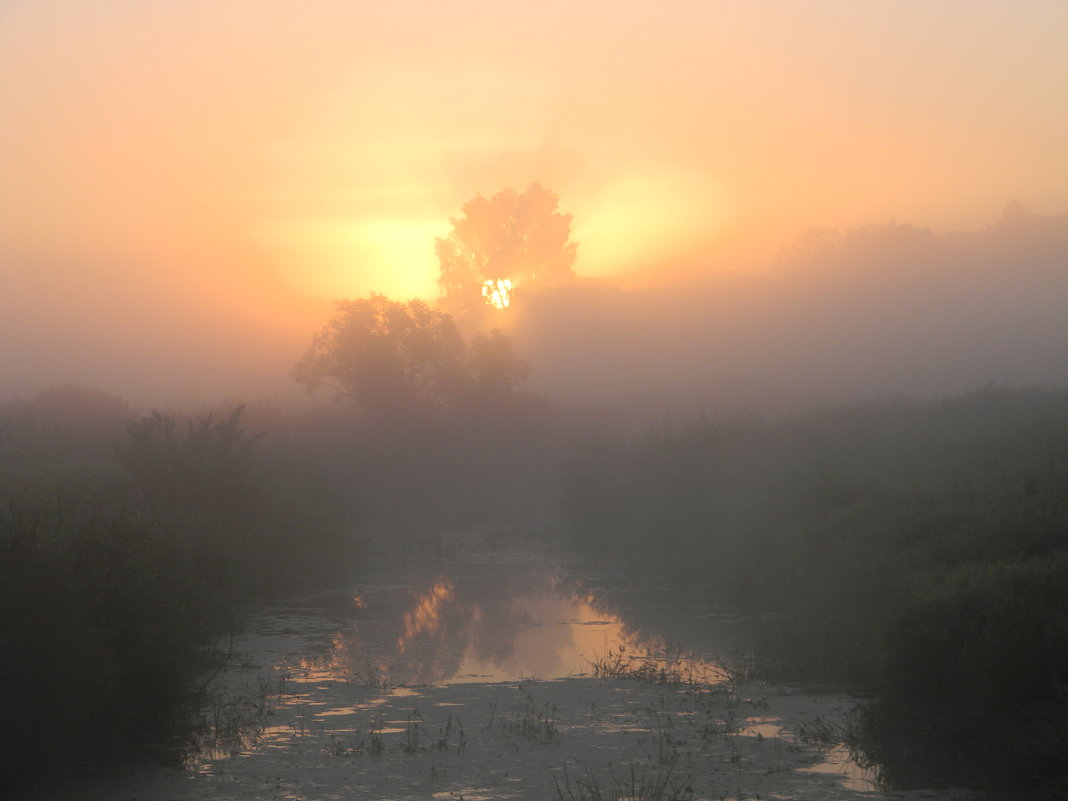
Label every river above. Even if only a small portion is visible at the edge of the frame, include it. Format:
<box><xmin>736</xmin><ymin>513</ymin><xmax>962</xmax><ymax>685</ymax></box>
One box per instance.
<box><xmin>56</xmin><ymin>529</ymin><xmax>972</xmax><ymax>800</ymax></box>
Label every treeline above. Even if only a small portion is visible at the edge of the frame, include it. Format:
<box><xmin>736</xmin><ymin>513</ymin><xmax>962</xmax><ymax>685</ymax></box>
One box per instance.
<box><xmin>562</xmin><ymin>385</ymin><xmax>1068</xmax><ymax>797</ymax></box>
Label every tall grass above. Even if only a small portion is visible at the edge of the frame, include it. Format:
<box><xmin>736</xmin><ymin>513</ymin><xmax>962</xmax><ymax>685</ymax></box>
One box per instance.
<box><xmin>0</xmin><ymin>390</ymin><xmax>353</xmax><ymax>788</ymax></box>
<box><xmin>0</xmin><ymin>382</ymin><xmax>562</xmax><ymax>789</ymax></box>
<box><xmin>0</xmin><ymin>500</ymin><xmax>225</xmax><ymax>776</ymax></box>
<box><xmin>562</xmin><ymin>385</ymin><xmax>1068</xmax><ymax>795</ymax></box>
<box><xmin>853</xmin><ymin>556</ymin><xmax>1068</xmax><ymax>796</ymax></box>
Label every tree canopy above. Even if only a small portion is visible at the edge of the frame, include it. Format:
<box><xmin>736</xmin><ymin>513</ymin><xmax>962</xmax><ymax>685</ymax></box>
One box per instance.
<box><xmin>436</xmin><ymin>183</ymin><xmax>577</xmax><ymax>313</ymax></box>
<box><xmin>293</xmin><ymin>294</ymin><xmax>528</xmax><ymax>418</ymax></box>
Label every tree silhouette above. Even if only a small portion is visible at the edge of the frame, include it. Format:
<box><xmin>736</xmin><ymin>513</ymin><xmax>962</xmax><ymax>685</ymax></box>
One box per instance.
<box><xmin>293</xmin><ymin>294</ymin><xmax>528</xmax><ymax>418</ymax></box>
<box><xmin>436</xmin><ymin>183</ymin><xmax>577</xmax><ymax>314</ymax></box>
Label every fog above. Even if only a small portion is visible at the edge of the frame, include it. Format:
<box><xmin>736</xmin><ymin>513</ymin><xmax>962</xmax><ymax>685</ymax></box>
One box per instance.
<box><xmin>7</xmin><ymin>5</ymin><xmax>1068</xmax><ymax>795</ymax></box>
<box><xmin>508</xmin><ymin>209</ymin><xmax>1068</xmax><ymax>415</ymax></box>
<box><xmin>3</xmin><ymin>1</ymin><xmax>1067</xmax><ymax>408</ymax></box>
<box><xmin>4</xmin><ymin>213</ymin><xmax>1065</xmax><ymax>412</ymax></box>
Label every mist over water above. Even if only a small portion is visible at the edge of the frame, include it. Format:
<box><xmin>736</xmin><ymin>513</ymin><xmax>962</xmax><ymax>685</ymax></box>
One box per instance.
<box><xmin>3</xmin><ymin>2</ymin><xmax>1068</xmax><ymax>797</ymax></box>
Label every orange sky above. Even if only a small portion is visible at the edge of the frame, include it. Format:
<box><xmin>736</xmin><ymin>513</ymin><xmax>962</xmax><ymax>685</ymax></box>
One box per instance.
<box><xmin>1</xmin><ymin>0</ymin><xmax>1066</xmax><ymax>403</ymax></box>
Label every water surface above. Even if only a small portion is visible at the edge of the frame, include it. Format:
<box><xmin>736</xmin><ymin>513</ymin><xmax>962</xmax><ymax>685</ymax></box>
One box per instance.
<box><xmin>57</xmin><ymin>534</ymin><xmax>974</xmax><ymax>800</ymax></box>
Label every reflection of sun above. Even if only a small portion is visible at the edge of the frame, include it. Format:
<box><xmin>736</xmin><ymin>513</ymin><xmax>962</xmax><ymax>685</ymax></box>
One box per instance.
<box><xmin>481</xmin><ymin>277</ymin><xmax>513</xmax><ymax>309</ymax></box>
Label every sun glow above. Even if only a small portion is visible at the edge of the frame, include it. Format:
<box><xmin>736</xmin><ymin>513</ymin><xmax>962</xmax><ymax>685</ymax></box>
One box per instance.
<box><xmin>482</xmin><ymin>278</ymin><xmax>513</xmax><ymax>309</ymax></box>
<box><xmin>572</xmin><ymin>171</ymin><xmax>729</xmax><ymax>278</ymax></box>
<box><xmin>256</xmin><ymin>218</ymin><xmax>448</xmax><ymax>302</ymax></box>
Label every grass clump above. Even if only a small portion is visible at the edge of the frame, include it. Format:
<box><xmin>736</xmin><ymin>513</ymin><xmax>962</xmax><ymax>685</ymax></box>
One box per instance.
<box><xmin>585</xmin><ymin>646</ymin><xmax>731</xmax><ymax>687</ymax></box>
<box><xmin>852</xmin><ymin>556</ymin><xmax>1068</xmax><ymax>797</ymax></box>
<box><xmin>553</xmin><ymin>761</ymin><xmax>693</xmax><ymax>801</ymax></box>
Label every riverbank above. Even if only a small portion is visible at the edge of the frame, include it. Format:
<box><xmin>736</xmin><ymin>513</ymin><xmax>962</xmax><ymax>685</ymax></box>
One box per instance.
<box><xmin>0</xmin><ymin>398</ymin><xmax>355</xmax><ymax>791</ymax></box>
<box><xmin>562</xmin><ymin>385</ymin><xmax>1068</xmax><ymax>797</ymax></box>
<box><xmin>5</xmin><ymin>384</ymin><xmax>1064</xmax><ymax>797</ymax></box>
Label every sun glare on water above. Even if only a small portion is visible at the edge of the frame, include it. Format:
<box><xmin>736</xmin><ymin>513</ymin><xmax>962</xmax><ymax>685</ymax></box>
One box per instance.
<box><xmin>482</xmin><ymin>278</ymin><xmax>513</xmax><ymax>309</ymax></box>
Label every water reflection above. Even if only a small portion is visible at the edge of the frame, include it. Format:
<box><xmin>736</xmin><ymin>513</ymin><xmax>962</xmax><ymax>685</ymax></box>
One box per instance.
<box><xmin>326</xmin><ymin>557</ymin><xmax>694</xmax><ymax>685</ymax></box>
<box><xmin>800</xmin><ymin>744</ymin><xmax>881</xmax><ymax>793</ymax></box>
<box><xmin>178</xmin><ymin>544</ymin><xmax>893</xmax><ymax>801</ymax></box>
<box><xmin>268</xmin><ymin>546</ymin><xmax>745</xmax><ymax>690</ymax></box>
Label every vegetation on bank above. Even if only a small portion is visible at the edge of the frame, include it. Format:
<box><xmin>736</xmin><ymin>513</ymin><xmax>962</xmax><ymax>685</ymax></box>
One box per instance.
<box><xmin>562</xmin><ymin>385</ymin><xmax>1068</xmax><ymax>797</ymax></box>
<box><xmin>0</xmin><ymin>371</ymin><xmax>555</xmax><ymax>789</ymax></box>
<box><xmin>5</xmin><ymin>377</ymin><xmax>1067</xmax><ymax>797</ymax></box>
<box><xmin>0</xmin><ymin>387</ymin><xmax>352</xmax><ymax>786</ymax></box>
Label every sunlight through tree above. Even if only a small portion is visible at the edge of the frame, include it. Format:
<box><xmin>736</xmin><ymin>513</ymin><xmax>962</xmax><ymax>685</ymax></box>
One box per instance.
<box><xmin>436</xmin><ymin>184</ymin><xmax>577</xmax><ymax>315</ymax></box>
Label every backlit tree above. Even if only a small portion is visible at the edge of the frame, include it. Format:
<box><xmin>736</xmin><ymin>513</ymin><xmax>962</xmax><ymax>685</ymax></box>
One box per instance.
<box><xmin>436</xmin><ymin>183</ymin><xmax>577</xmax><ymax>314</ymax></box>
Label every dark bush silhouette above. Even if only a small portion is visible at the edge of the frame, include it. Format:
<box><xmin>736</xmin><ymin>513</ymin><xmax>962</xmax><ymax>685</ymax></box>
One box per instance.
<box><xmin>856</xmin><ymin>557</ymin><xmax>1068</xmax><ymax>796</ymax></box>
<box><xmin>293</xmin><ymin>293</ymin><xmax>529</xmax><ymax>420</ymax></box>
<box><xmin>0</xmin><ymin>395</ymin><xmax>356</xmax><ymax>788</ymax></box>
<box><xmin>116</xmin><ymin>406</ymin><xmax>262</xmax><ymax>511</ymax></box>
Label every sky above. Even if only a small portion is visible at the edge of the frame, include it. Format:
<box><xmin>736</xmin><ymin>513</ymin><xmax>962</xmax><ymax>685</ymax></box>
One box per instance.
<box><xmin>1</xmin><ymin>0</ymin><xmax>1066</xmax><ymax>406</ymax></box>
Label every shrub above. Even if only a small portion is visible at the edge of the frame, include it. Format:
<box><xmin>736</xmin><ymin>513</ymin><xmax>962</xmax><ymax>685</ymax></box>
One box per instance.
<box><xmin>0</xmin><ymin>501</ymin><xmax>224</xmax><ymax>780</ymax></box>
<box><xmin>854</xmin><ymin>557</ymin><xmax>1068</xmax><ymax>796</ymax></box>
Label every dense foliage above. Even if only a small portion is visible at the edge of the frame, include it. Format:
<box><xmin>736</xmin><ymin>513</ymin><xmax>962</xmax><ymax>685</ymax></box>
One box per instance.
<box><xmin>293</xmin><ymin>294</ymin><xmax>529</xmax><ymax>419</ymax></box>
<box><xmin>562</xmin><ymin>386</ymin><xmax>1068</xmax><ymax>796</ymax></box>
<box><xmin>856</xmin><ymin>557</ymin><xmax>1068</xmax><ymax>795</ymax></box>
<box><xmin>0</xmin><ymin>389</ymin><xmax>350</xmax><ymax>787</ymax></box>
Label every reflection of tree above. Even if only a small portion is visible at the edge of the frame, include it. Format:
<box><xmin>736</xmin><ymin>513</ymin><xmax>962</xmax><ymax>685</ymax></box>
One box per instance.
<box><xmin>436</xmin><ymin>183</ymin><xmax>577</xmax><ymax>315</ymax></box>
<box><xmin>561</xmin><ymin>563</ymin><xmax>757</xmax><ymax>660</ymax></box>
<box><xmin>336</xmin><ymin>568</ymin><xmax>542</xmax><ymax>686</ymax></box>
<box><xmin>396</xmin><ymin>579</ymin><xmax>533</xmax><ymax>682</ymax></box>
<box><xmin>319</xmin><ymin>555</ymin><xmax>720</xmax><ymax>687</ymax></box>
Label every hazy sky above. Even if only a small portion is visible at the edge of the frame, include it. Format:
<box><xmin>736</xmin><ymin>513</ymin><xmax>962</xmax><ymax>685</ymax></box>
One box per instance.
<box><xmin>2</xmin><ymin>0</ymin><xmax>1066</xmax><ymax>404</ymax></box>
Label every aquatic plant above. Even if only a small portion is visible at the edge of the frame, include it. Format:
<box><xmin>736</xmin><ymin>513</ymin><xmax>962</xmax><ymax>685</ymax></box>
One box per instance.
<box><xmin>404</xmin><ymin>710</ymin><xmax>423</xmax><ymax>752</ymax></box>
<box><xmin>585</xmin><ymin>646</ymin><xmax>730</xmax><ymax>688</ymax></box>
<box><xmin>553</xmin><ymin>759</ymin><xmax>693</xmax><ymax>801</ymax></box>
<box><xmin>500</xmin><ymin>695</ymin><xmax>558</xmax><ymax>743</ymax></box>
